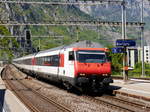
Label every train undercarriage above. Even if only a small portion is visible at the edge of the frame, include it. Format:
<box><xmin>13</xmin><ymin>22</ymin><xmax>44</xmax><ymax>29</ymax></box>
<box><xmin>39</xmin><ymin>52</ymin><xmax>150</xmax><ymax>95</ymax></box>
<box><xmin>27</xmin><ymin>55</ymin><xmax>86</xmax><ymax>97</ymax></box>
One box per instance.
<box><xmin>75</xmin><ymin>75</ymin><xmax>113</xmax><ymax>93</ymax></box>
<box><xmin>62</xmin><ymin>75</ymin><xmax>113</xmax><ymax>93</ymax></box>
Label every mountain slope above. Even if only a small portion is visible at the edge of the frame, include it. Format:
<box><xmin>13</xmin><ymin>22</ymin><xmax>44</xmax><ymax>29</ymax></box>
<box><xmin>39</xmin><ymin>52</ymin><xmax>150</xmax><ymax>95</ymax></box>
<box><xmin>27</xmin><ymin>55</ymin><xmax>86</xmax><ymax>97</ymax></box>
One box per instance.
<box><xmin>2</xmin><ymin>0</ymin><xmax>147</xmax><ymax>52</ymax></box>
<box><xmin>1</xmin><ymin>2</ymin><xmax>119</xmax><ymax>51</ymax></box>
<box><xmin>79</xmin><ymin>0</ymin><xmax>150</xmax><ymax>45</ymax></box>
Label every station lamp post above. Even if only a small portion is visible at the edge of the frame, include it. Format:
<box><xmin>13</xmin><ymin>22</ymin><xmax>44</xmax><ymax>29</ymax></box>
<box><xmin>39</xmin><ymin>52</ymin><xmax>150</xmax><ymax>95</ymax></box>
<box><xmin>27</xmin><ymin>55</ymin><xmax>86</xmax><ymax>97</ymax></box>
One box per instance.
<box><xmin>141</xmin><ymin>0</ymin><xmax>145</xmax><ymax>77</ymax></box>
<box><xmin>121</xmin><ymin>1</ymin><xmax>128</xmax><ymax>82</ymax></box>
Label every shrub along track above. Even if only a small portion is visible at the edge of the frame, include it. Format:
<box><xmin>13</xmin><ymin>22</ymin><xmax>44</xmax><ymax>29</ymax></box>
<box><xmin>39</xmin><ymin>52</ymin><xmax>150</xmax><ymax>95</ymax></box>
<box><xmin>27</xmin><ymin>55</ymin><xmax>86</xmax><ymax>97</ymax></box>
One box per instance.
<box><xmin>2</xmin><ymin>65</ymin><xmax>73</xmax><ymax>112</ymax></box>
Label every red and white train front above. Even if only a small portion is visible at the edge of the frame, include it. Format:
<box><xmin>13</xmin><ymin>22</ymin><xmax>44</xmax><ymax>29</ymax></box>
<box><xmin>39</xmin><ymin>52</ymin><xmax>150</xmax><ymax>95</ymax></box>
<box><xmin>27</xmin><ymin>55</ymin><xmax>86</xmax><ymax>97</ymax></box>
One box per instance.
<box><xmin>65</xmin><ymin>48</ymin><xmax>113</xmax><ymax>92</ymax></box>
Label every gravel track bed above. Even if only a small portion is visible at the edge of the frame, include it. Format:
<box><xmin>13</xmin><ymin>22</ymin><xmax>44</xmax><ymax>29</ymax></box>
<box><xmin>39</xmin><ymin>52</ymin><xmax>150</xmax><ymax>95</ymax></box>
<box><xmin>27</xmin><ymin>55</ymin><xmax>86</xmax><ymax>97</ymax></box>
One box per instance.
<box><xmin>5</xmin><ymin>66</ymin><xmax>67</xmax><ymax>112</ymax></box>
<box><xmin>116</xmin><ymin>95</ymin><xmax>150</xmax><ymax>107</ymax></box>
<box><xmin>95</xmin><ymin>96</ymin><xmax>150</xmax><ymax>112</ymax></box>
<box><xmin>6</xmin><ymin>65</ymin><xmax>150</xmax><ymax>112</ymax></box>
<box><xmin>10</xmin><ymin>66</ymin><xmax>112</xmax><ymax>112</ymax></box>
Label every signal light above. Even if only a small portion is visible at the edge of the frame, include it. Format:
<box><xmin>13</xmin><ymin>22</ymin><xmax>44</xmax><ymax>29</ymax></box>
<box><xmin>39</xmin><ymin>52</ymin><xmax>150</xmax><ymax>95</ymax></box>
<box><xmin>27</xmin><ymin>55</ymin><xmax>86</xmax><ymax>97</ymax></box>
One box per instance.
<box><xmin>26</xmin><ymin>30</ymin><xmax>31</xmax><ymax>40</ymax></box>
<box><xmin>25</xmin><ymin>30</ymin><xmax>31</xmax><ymax>45</ymax></box>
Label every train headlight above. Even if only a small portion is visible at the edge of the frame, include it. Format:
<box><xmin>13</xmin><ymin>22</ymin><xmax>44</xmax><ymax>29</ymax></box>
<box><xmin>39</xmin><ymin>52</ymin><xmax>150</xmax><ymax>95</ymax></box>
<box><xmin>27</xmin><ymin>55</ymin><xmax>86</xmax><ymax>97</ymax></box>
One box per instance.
<box><xmin>80</xmin><ymin>73</ymin><xmax>85</xmax><ymax>76</ymax></box>
<box><xmin>102</xmin><ymin>74</ymin><xmax>108</xmax><ymax>76</ymax></box>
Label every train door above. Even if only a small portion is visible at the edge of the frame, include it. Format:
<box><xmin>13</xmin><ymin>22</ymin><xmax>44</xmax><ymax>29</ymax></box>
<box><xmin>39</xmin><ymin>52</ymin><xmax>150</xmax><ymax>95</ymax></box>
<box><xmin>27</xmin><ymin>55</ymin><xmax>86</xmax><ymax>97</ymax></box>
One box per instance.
<box><xmin>64</xmin><ymin>49</ymin><xmax>75</xmax><ymax>79</ymax></box>
<box><xmin>31</xmin><ymin>54</ymin><xmax>37</xmax><ymax>76</ymax></box>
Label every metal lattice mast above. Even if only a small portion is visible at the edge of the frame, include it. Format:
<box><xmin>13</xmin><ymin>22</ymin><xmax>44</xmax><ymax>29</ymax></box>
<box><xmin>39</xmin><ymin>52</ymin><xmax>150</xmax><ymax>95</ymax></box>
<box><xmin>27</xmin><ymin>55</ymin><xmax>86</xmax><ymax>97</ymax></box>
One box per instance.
<box><xmin>141</xmin><ymin>0</ymin><xmax>145</xmax><ymax>77</ymax></box>
<box><xmin>121</xmin><ymin>1</ymin><xmax>127</xmax><ymax>82</ymax></box>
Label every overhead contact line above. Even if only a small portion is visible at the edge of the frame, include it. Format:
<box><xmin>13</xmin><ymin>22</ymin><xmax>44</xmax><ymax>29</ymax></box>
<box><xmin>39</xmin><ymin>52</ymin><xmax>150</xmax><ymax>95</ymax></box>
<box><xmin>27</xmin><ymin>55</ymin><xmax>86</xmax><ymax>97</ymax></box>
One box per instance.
<box><xmin>0</xmin><ymin>21</ymin><xmax>145</xmax><ymax>27</ymax></box>
<box><xmin>0</xmin><ymin>0</ymin><xmax>124</xmax><ymax>5</ymax></box>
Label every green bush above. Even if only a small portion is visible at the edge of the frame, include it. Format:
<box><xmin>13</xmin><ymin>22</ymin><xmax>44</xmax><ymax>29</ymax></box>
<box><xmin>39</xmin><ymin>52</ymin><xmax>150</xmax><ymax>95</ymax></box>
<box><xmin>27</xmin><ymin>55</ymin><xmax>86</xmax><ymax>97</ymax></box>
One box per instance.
<box><xmin>128</xmin><ymin>62</ymin><xmax>150</xmax><ymax>78</ymax></box>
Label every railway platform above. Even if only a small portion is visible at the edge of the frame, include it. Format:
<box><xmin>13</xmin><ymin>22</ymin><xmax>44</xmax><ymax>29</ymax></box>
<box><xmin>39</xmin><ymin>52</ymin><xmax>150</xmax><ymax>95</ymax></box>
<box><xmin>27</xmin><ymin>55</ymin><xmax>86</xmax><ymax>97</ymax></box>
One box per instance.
<box><xmin>0</xmin><ymin>67</ymin><xmax>30</xmax><ymax>112</ymax></box>
<box><xmin>110</xmin><ymin>79</ymin><xmax>150</xmax><ymax>102</ymax></box>
<box><xmin>1</xmin><ymin>65</ymin><xmax>150</xmax><ymax>111</ymax></box>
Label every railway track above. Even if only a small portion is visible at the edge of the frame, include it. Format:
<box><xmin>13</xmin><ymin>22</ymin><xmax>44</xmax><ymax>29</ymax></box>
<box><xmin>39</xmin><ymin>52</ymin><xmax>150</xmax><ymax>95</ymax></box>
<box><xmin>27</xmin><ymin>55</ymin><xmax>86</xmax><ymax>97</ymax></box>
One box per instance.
<box><xmin>83</xmin><ymin>96</ymin><xmax>133</xmax><ymax>112</ymax></box>
<box><xmin>96</xmin><ymin>95</ymin><xmax>150</xmax><ymax>112</ymax></box>
<box><xmin>82</xmin><ymin>95</ymin><xmax>150</xmax><ymax>112</ymax></box>
<box><xmin>2</xmin><ymin>65</ymin><xmax>150</xmax><ymax>112</ymax></box>
<box><xmin>3</xmin><ymin>65</ymin><xmax>72</xmax><ymax>112</ymax></box>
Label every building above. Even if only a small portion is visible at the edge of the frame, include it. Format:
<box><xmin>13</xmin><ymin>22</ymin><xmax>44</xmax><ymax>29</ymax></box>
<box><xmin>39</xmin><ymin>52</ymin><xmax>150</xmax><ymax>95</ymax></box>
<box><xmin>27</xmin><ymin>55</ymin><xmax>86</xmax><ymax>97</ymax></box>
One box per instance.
<box><xmin>127</xmin><ymin>48</ymin><xmax>138</xmax><ymax>68</ymax></box>
<box><xmin>144</xmin><ymin>46</ymin><xmax>150</xmax><ymax>63</ymax></box>
<box><xmin>126</xmin><ymin>46</ymin><xmax>150</xmax><ymax>68</ymax></box>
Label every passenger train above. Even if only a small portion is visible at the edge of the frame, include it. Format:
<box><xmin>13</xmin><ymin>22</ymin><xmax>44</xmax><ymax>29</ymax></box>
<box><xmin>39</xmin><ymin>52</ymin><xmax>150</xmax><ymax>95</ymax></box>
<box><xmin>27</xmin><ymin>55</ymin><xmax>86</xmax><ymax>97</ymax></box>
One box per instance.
<box><xmin>13</xmin><ymin>41</ymin><xmax>113</xmax><ymax>92</ymax></box>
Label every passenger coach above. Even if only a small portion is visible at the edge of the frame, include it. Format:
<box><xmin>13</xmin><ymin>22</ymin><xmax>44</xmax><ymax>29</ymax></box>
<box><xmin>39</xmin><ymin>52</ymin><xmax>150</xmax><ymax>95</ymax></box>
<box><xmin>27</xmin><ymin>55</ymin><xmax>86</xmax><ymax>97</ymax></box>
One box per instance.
<box><xmin>13</xmin><ymin>41</ymin><xmax>113</xmax><ymax>92</ymax></box>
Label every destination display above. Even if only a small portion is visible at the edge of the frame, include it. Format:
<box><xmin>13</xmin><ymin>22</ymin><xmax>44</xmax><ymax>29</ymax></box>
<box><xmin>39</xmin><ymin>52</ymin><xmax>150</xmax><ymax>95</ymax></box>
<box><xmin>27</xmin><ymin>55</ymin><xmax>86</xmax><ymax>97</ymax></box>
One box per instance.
<box><xmin>116</xmin><ymin>39</ymin><xmax>136</xmax><ymax>47</ymax></box>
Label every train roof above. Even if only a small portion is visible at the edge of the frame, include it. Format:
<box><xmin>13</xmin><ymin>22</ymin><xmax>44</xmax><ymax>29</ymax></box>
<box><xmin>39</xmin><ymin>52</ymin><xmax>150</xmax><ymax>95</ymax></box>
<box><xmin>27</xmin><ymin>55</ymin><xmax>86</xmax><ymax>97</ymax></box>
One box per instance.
<box><xmin>13</xmin><ymin>53</ymin><xmax>35</xmax><ymax>61</ymax></box>
<box><xmin>13</xmin><ymin>40</ymin><xmax>104</xmax><ymax>60</ymax></box>
<box><xmin>37</xmin><ymin>40</ymin><xmax>104</xmax><ymax>54</ymax></box>
<box><xmin>67</xmin><ymin>40</ymin><xmax>104</xmax><ymax>48</ymax></box>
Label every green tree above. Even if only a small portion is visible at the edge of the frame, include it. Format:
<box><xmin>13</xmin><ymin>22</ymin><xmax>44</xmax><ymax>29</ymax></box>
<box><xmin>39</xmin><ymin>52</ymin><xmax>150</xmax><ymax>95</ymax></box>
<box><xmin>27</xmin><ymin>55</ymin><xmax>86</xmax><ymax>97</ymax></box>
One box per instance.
<box><xmin>107</xmin><ymin>45</ymin><xmax>123</xmax><ymax>75</ymax></box>
<box><xmin>0</xmin><ymin>26</ymin><xmax>19</xmax><ymax>61</ymax></box>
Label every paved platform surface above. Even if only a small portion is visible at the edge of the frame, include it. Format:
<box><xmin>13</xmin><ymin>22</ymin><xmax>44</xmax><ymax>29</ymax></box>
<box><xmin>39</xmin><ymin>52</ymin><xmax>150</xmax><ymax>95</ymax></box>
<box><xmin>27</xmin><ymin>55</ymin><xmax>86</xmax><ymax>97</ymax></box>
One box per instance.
<box><xmin>111</xmin><ymin>79</ymin><xmax>150</xmax><ymax>101</ymax></box>
<box><xmin>0</xmin><ymin>67</ymin><xmax>30</xmax><ymax>112</ymax></box>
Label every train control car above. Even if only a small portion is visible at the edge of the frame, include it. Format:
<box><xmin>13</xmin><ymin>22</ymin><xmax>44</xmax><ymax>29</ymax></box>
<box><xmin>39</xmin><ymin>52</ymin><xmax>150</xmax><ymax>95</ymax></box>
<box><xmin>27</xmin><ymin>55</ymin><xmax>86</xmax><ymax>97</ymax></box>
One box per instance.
<box><xmin>13</xmin><ymin>40</ymin><xmax>113</xmax><ymax>92</ymax></box>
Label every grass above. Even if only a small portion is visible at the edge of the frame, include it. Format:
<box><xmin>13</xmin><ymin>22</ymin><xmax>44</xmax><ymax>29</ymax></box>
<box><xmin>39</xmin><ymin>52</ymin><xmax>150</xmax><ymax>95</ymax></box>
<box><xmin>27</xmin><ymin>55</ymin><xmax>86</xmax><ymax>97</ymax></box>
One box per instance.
<box><xmin>112</xmin><ymin>63</ymin><xmax>150</xmax><ymax>78</ymax></box>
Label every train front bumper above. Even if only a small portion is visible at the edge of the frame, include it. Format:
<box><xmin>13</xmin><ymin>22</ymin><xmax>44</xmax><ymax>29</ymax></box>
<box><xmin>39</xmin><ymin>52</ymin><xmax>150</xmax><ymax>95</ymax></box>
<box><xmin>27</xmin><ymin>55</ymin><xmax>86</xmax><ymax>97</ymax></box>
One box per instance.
<box><xmin>76</xmin><ymin>75</ymin><xmax>113</xmax><ymax>86</ymax></box>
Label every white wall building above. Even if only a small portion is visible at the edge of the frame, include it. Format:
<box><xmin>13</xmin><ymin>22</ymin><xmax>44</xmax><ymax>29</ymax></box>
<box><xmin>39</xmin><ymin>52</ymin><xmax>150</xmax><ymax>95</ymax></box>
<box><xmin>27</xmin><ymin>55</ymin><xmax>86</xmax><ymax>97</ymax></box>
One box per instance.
<box><xmin>126</xmin><ymin>46</ymin><xmax>150</xmax><ymax>68</ymax></box>
<box><xmin>127</xmin><ymin>48</ymin><xmax>138</xmax><ymax>68</ymax></box>
<box><xmin>143</xmin><ymin>46</ymin><xmax>150</xmax><ymax>63</ymax></box>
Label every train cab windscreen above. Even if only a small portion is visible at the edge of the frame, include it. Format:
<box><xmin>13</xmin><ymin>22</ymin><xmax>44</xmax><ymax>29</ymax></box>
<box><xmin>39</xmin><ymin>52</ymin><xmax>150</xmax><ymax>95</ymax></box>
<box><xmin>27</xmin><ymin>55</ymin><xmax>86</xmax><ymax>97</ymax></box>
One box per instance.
<box><xmin>76</xmin><ymin>50</ymin><xmax>107</xmax><ymax>63</ymax></box>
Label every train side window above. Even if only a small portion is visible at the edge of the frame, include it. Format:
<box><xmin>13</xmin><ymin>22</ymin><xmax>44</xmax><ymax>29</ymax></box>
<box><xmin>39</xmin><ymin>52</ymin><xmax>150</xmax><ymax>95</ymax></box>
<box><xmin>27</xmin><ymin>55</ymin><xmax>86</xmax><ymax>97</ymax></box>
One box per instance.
<box><xmin>44</xmin><ymin>56</ymin><xmax>51</xmax><ymax>66</ymax></box>
<box><xmin>39</xmin><ymin>58</ymin><xmax>41</xmax><ymax>65</ymax></box>
<box><xmin>69</xmin><ymin>51</ymin><xmax>74</xmax><ymax>61</ymax></box>
<box><xmin>41</xmin><ymin>57</ymin><xmax>45</xmax><ymax>65</ymax></box>
<box><xmin>39</xmin><ymin>57</ymin><xmax>41</xmax><ymax>65</ymax></box>
<box><xmin>37</xmin><ymin>57</ymin><xmax>42</xmax><ymax>65</ymax></box>
<box><xmin>51</xmin><ymin>55</ymin><xmax>59</xmax><ymax>66</ymax></box>
<box><xmin>36</xmin><ymin>58</ymin><xmax>39</xmax><ymax>65</ymax></box>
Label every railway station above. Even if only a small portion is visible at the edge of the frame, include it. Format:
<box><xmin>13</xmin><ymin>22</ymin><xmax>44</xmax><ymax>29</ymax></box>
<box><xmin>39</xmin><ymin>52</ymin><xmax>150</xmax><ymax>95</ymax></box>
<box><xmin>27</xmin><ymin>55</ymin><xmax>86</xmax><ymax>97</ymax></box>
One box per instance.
<box><xmin>1</xmin><ymin>0</ymin><xmax>150</xmax><ymax>111</ymax></box>
<box><xmin>111</xmin><ymin>79</ymin><xmax>150</xmax><ymax>101</ymax></box>
<box><xmin>0</xmin><ymin>63</ymin><xmax>150</xmax><ymax>111</ymax></box>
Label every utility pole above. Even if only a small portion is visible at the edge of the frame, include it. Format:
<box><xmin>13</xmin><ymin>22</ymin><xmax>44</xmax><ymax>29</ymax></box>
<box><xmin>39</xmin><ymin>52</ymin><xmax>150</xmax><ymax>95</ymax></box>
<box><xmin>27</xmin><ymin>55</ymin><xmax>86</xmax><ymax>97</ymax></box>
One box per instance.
<box><xmin>38</xmin><ymin>37</ymin><xmax>41</xmax><ymax>50</ymax></box>
<box><xmin>97</xmin><ymin>26</ymin><xmax>100</xmax><ymax>40</ymax></box>
<box><xmin>121</xmin><ymin>1</ymin><xmax>128</xmax><ymax>82</ymax></box>
<box><xmin>141</xmin><ymin>0</ymin><xmax>145</xmax><ymax>77</ymax></box>
<box><xmin>76</xmin><ymin>27</ymin><xmax>79</xmax><ymax>42</ymax></box>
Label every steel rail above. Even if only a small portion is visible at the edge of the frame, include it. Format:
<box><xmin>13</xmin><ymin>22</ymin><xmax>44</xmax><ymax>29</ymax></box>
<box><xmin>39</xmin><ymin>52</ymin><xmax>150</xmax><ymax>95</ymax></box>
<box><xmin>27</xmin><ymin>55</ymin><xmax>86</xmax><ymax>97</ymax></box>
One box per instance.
<box><xmin>82</xmin><ymin>95</ymin><xmax>134</xmax><ymax>112</ymax></box>
<box><xmin>4</xmin><ymin>66</ymin><xmax>73</xmax><ymax>112</ymax></box>
<box><xmin>21</xmin><ymin>81</ymin><xmax>73</xmax><ymax>112</ymax></box>
<box><xmin>21</xmin><ymin>83</ymin><xmax>73</xmax><ymax>112</ymax></box>
<box><xmin>84</xmin><ymin>95</ymin><xmax>150</xmax><ymax>111</ymax></box>
<box><xmin>3</xmin><ymin>66</ymin><xmax>40</xmax><ymax>112</ymax></box>
<box><xmin>96</xmin><ymin>95</ymin><xmax>150</xmax><ymax>111</ymax></box>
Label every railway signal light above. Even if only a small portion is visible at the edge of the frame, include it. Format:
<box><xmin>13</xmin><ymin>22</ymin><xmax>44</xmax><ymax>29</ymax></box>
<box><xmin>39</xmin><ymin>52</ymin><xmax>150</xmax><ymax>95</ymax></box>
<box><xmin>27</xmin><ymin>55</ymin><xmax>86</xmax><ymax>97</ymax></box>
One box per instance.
<box><xmin>36</xmin><ymin>47</ymin><xmax>40</xmax><ymax>52</ymax></box>
<box><xmin>26</xmin><ymin>30</ymin><xmax>31</xmax><ymax>43</ymax></box>
<box><xmin>25</xmin><ymin>30</ymin><xmax>32</xmax><ymax>47</ymax></box>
